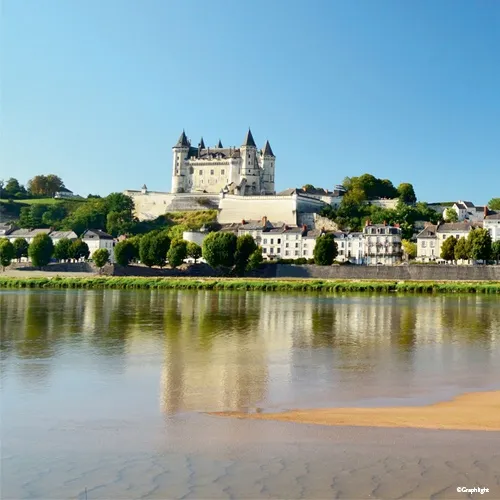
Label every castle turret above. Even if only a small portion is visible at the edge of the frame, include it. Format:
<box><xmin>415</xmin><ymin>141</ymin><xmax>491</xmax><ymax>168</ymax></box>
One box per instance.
<box><xmin>240</xmin><ymin>128</ymin><xmax>259</xmax><ymax>195</ymax></box>
<box><xmin>172</xmin><ymin>130</ymin><xmax>190</xmax><ymax>193</ymax></box>
<box><xmin>261</xmin><ymin>140</ymin><xmax>275</xmax><ymax>194</ymax></box>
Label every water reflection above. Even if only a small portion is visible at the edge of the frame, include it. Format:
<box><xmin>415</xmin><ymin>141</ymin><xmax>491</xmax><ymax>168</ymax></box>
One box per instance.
<box><xmin>1</xmin><ymin>290</ymin><xmax>499</xmax><ymax>411</ymax></box>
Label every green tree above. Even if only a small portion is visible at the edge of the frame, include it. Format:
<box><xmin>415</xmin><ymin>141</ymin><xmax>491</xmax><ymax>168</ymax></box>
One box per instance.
<box><xmin>186</xmin><ymin>241</ymin><xmax>202</xmax><ymax>263</ymax></box>
<box><xmin>444</xmin><ymin>208</ymin><xmax>458</xmax><ymax>222</ymax></box>
<box><xmin>234</xmin><ymin>234</ymin><xmax>258</xmax><ymax>275</ymax></box>
<box><xmin>53</xmin><ymin>238</ymin><xmax>73</xmax><ymax>261</ymax></box>
<box><xmin>70</xmin><ymin>239</ymin><xmax>90</xmax><ymax>261</ymax></box>
<box><xmin>397</xmin><ymin>183</ymin><xmax>417</xmax><ymax>204</ymax></box>
<box><xmin>0</xmin><ymin>238</ymin><xmax>15</xmax><ymax>269</ymax></box>
<box><xmin>41</xmin><ymin>205</ymin><xmax>67</xmax><ymax>227</ymax></box>
<box><xmin>247</xmin><ymin>247</ymin><xmax>264</xmax><ymax>271</ymax></box>
<box><xmin>488</xmin><ymin>198</ymin><xmax>500</xmax><ymax>211</ymax></box>
<box><xmin>139</xmin><ymin>231</ymin><xmax>171</xmax><ymax>267</ymax></box>
<box><xmin>402</xmin><ymin>240</ymin><xmax>417</xmax><ymax>260</ymax></box>
<box><xmin>13</xmin><ymin>238</ymin><xmax>29</xmax><ymax>261</ymax></box>
<box><xmin>491</xmin><ymin>241</ymin><xmax>500</xmax><ymax>263</ymax></box>
<box><xmin>114</xmin><ymin>239</ymin><xmax>137</xmax><ymax>266</ymax></box>
<box><xmin>93</xmin><ymin>248</ymin><xmax>109</xmax><ymax>272</ymax></box>
<box><xmin>64</xmin><ymin>199</ymin><xmax>107</xmax><ymax>235</ymax></box>
<box><xmin>28</xmin><ymin>233</ymin><xmax>54</xmax><ymax>268</ymax></box>
<box><xmin>467</xmin><ymin>228</ymin><xmax>492</xmax><ymax>262</ymax></box>
<box><xmin>202</xmin><ymin>232</ymin><xmax>238</xmax><ymax>269</ymax></box>
<box><xmin>313</xmin><ymin>233</ymin><xmax>338</xmax><ymax>265</ymax></box>
<box><xmin>440</xmin><ymin>236</ymin><xmax>457</xmax><ymax>261</ymax></box>
<box><xmin>167</xmin><ymin>240</ymin><xmax>188</xmax><ymax>268</ymax></box>
<box><xmin>454</xmin><ymin>237</ymin><xmax>468</xmax><ymax>261</ymax></box>
<box><xmin>106</xmin><ymin>210</ymin><xmax>134</xmax><ymax>237</ymax></box>
<box><xmin>3</xmin><ymin>178</ymin><xmax>27</xmax><ymax>198</ymax></box>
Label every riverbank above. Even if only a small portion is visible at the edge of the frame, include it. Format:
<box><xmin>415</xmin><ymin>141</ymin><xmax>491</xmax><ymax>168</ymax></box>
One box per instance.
<box><xmin>0</xmin><ymin>275</ymin><xmax>500</xmax><ymax>293</ymax></box>
<box><xmin>211</xmin><ymin>391</ymin><xmax>500</xmax><ymax>432</ymax></box>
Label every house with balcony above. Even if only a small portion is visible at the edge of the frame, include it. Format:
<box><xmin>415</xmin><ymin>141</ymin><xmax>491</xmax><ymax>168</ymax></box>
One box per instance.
<box><xmin>362</xmin><ymin>222</ymin><xmax>402</xmax><ymax>265</ymax></box>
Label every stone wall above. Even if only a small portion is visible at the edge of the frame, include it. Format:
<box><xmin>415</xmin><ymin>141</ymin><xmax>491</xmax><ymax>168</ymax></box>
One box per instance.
<box><xmin>272</xmin><ymin>264</ymin><xmax>500</xmax><ymax>281</ymax></box>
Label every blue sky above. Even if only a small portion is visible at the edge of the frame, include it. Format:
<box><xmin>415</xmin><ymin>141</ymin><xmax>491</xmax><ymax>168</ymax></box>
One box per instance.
<box><xmin>2</xmin><ymin>0</ymin><xmax>499</xmax><ymax>204</ymax></box>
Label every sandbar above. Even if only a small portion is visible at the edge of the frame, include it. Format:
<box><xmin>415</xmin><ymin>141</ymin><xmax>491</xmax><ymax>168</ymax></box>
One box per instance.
<box><xmin>210</xmin><ymin>391</ymin><xmax>500</xmax><ymax>431</ymax></box>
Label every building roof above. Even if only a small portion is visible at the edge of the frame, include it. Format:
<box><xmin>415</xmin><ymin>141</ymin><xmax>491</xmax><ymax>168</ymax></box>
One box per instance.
<box><xmin>416</xmin><ymin>225</ymin><xmax>438</xmax><ymax>238</ymax></box>
<box><xmin>437</xmin><ymin>222</ymin><xmax>476</xmax><ymax>232</ymax></box>
<box><xmin>485</xmin><ymin>212</ymin><xmax>500</xmax><ymax>220</ymax></box>
<box><xmin>217</xmin><ymin>139</ymin><xmax>223</xmax><ymax>148</ymax></box>
<box><xmin>9</xmin><ymin>228</ymin><xmax>52</xmax><ymax>238</ymax></box>
<box><xmin>262</xmin><ymin>140</ymin><xmax>275</xmax><ymax>157</ymax></box>
<box><xmin>241</xmin><ymin>128</ymin><xmax>256</xmax><ymax>148</ymax></box>
<box><xmin>0</xmin><ymin>223</ymin><xmax>17</xmax><ymax>234</ymax></box>
<box><xmin>174</xmin><ymin>130</ymin><xmax>190</xmax><ymax>148</ymax></box>
<box><xmin>49</xmin><ymin>230</ymin><xmax>78</xmax><ymax>239</ymax></box>
<box><xmin>198</xmin><ymin>137</ymin><xmax>205</xmax><ymax>149</ymax></box>
<box><xmin>82</xmin><ymin>229</ymin><xmax>114</xmax><ymax>240</ymax></box>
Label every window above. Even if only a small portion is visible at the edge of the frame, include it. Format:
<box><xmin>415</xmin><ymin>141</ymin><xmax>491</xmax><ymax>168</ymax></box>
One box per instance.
<box><xmin>270</xmin><ymin>239</ymin><xmax>274</xmax><ymax>244</ymax></box>
<box><xmin>277</xmin><ymin>248</ymin><xmax>281</xmax><ymax>253</ymax></box>
<box><xmin>294</xmin><ymin>250</ymin><xmax>299</xmax><ymax>256</ymax></box>
<box><xmin>304</xmin><ymin>243</ymin><xmax>307</xmax><ymax>248</ymax></box>
<box><xmin>285</xmin><ymin>243</ymin><xmax>289</xmax><ymax>248</ymax></box>
<box><xmin>285</xmin><ymin>250</ymin><xmax>289</xmax><ymax>256</ymax></box>
<box><xmin>199</xmin><ymin>170</ymin><xmax>202</xmax><ymax>175</ymax></box>
<box><xmin>263</xmin><ymin>238</ymin><xmax>267</xmax><ymax>244</ymax></box>
<box><xmin>263</xmin><ymin>248</ymin><xmax>267</xmax><ymax>253</ymax></box>
<box><xmin>277</xmin><ymin>238</ymin><xmax>281</xmax><ymax>244</ymax></box>
<box><xmin>295</xmin><ymin>243</ymin><xmax>299</xmax><ymax>248</ymax></box>
<box><xmin>221</xmin><ymin>169</ymin><xmax>225</xmax><ymax>175</ymax></box>
<box><xmin>422</xmin><ymin>241</ymin><xmax>427</xmax><ymax>248</ymax></box>
<box><xmin>303</xmin><ymin>250</ymin><xmax>307</xmax><ymax>255</ymax></box>
<box><xmin>210</xmin><ymin>170</ymin><xmax>214</xmax><ymax>175</ymax></box>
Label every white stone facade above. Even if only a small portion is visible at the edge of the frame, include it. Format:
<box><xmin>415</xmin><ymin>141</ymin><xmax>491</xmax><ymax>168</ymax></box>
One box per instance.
<box><xmin>362</xmin><ymin>224</ymin><xmax>403</xmax><ymax>265</ymax></box>
<box><xmin>82</xmin><ymin>230</ymin><xmax>115</xmax><ymax>262</ymax></box>
<box><xmin>444</xmin><ymin>201</ymin><xmax>487</xmax><ymax>222</ymax></box>
<box><xmin>484</xmin><ymin>212</ymin><xmax>500</xmax><ymax>242</ymax></box>
<box><xmin>171</xmin><ymin>130</ymin><xmax>275</xmax><ymax>196</ymax></box>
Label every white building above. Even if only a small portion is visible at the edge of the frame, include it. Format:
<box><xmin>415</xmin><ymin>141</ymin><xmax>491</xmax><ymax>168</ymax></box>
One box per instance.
<box><xmin>5</xmin><ymin>228</ymin><xmax>52</xmax><ymax>244</ymax></box>
<box><xmin>54</xmin><ymin>188</ymin><xmax>78</xmax><ymax>199</ymax></box>
<box><xmin>171</xmin><ymin>129</ymin><xmax>275</xmax><ymax>196</ymax></box>
<box><xmin>444</xmin><ymin>201</ymin><xmax>487</xmax><ymax>222</ymax></box>
<box><xmin>82</xmin><ymin>229</ymin><xmax>115</xmax><ymax>262</ymax></box>
<box><xmin>416</xmin><ymin>221</ymin><xmax>479</xmax><ymax>262</ymax></box>
<box><xmin>49</xmin><ymin>230</ymin><xmax>78</xmax><ymax>245</ymax></box>
<box><xmin>362</xmin><ymin>223</ymin><xmax>403</xmax><ymax>265</ymax></box>
<box><xmin>484</xmin><ymin>211</ymin><xmax>500</xmax><ymax>242</ymax></box>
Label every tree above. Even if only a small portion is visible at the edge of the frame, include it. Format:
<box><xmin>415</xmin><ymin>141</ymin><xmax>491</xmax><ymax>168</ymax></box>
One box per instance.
<box><xmin>71</xmin><ymin>239</ymin><xmax>90</xmax><ymax>261</ymax></box>
<box><xmin>3</xmin><ymin>178</ymin><xmax>27</xmax><ymax>198</ymax></box>
<box><xmin>64</xmin><ymin>200</ymin><xmax>107</xmax><ymax>235</ymax></box>
<box><xmin>492</xmin><ymin>241</ymin><xmax>500</xmax><ymax>263</ymax></box>
<box><xmin>454</xmin><ymin>237</ymin><xmax>468</xmax><ymax>261</ymax></box>
<box><xmin>28</xmin><ymin>233</ymin><xmax>54</xmax><ymax>268</ymax></box>
<box><xmin>202</xmin><ymin>232</ymin><xmax>238</xmax><ymax>269</ymax></box>
<box><xmin>13</xmin><ymin>238</ymin><xmax>29</xmax><ymax>261</ymax></box>
<box><xmin>114</xmin><ymin>239</ymin><xmax>137</xmax><ymax>266</ymax></box>
<box><xmin>27</xmin><ymin>174</ymin><xmax>65</xmax><ymax>197</ymax></box>
<box><xmin>467</xmin><ymin>228</ymin><xmax>492</xmax><ymax>262</ymax></box>
<box><xmin>234</xmin><ymin>234</ymin><xmax>257</xmax><ymax>275</ymax></box>
<box><xmin>53</xmin><ymin>238</ymin><xmax>73</xmax><ymax>261</ymax></box>
<box><xmin>247</xmin><ymin>247</ymin><xmax>263</xmax><ymax>271</ymax></box>
<box><xmin>186</xmin><ymin>242</ymin><xmax>202</xmax><ymax>263</ymax></box>
<box><xmin>139</xmin><ymin>231</ymin><xmax>170</xmax><ymax>267</ymax></box>
<box><xmin>397</xmin><ymin>183</ymin><xmax>417</xmax><ymax>204</ymax></box>
<box><xmin>313</xmin><ymin>233</ymin><xmax>338</xmax><ymax>265</ymax></box>
<box><xmin>440</xmin><ymin>236</ymin><xmax>457</xmax><ymax>261</ymax></box>
<box><xmin>444</xmin><ymin>208</ymin><xmax>458</xmax><ymax>222</ymax></box>
<box><xmin>488</xmin><ymin>198</ymin><xmax>500</xmax><ymax>211</ymax></box>
<box><xmin>41</xmin><ymin>205</ymin><xmax>67</xmax><ymax>227</ymax></box>
<box><xmin>0</xmin><ymin>238</ymin><xmax>15</xmax><ymax>269</ymax></box>
<box><xmin>93</xmin><ymin>248</ymin><xmax>109</xmax><ymax>273</ymax></box>
<box><xmin>402</xmin><ymin>240</ymin><xmax>417</xmax><ymax>260</ymax></box>
<box><xmin>167</xmin><ymin>240</ymin><xmax>188</xmax><ymax>268</ymax></box>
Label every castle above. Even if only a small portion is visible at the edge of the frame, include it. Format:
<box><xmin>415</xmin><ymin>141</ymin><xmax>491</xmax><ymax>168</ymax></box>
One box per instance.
<box><xmin>171</xmin><ymin>129</ymin><xmax>276</xmax><ymax>195</ymax></box>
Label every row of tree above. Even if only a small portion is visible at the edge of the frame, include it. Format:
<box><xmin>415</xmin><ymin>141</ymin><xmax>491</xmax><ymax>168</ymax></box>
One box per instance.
<box><xmin>0</xmin><ymin>235</ymin><xmax>97</xmax><ymax>269</ymax></box>
<box><xmin>0</xmin><ymin>175</ymin><xmax>67</xmax><ymax>199</ymax></box>
<box><xmin>440</xmin><ymin>228</ymin><xmax>500</xmax><ymax>262</ymax></box>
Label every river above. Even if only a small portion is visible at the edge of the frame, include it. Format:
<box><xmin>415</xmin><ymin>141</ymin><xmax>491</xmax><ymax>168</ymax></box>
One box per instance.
<box><xmin>1</xmin><ymin>290</ymin><xmax>499</xmax><ymax>499</ymax></box>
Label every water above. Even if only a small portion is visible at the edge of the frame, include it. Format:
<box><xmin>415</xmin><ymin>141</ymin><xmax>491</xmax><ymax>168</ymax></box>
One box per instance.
<box><xmin>1</xmin><ymin>289</ymin><xmax>499</xmax><ymax>499</ymax></box>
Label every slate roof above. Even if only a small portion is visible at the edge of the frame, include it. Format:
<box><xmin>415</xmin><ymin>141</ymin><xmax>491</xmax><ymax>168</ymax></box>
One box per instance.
<box><xmin>262</xmin><ymin>140</ymin><xmax>275</xmax><ymax>157</ymax></box>
<box><xmin>8</xmin><ymin>228</ymin><xmax>52</xmax><ymax>238</ymax></box>
<box><xmin>416</xmin><ymin>225</ymin><xmax>438</xmax><ymax>238</ymax></box>
<box><xmin>82</xmin><ymin>229</ymin><xmax>114</xmax><ymax>240</ymax></box>
<box><xmin>217</xmin><ymin>139</ymin><xmax>223</xmax><ymax>148</ymax></box>
<box><xmin>174</xmin><ymin>130</ymin><xmax>190</xmax><ymax>148</ymax></box>
<box><xmin>485</xmin><ymin>212</ymin><xmax>500</xmax><ymax>220</ymax></box>
<box><xmin>49</xmin><ymin>231</ymin><xmax>78</xmax><ymax>239</ymax></box>
<box><xmin>242</xmin><ymin>128</ymin><xmax>256</xmax><ymax>147</ymax></box>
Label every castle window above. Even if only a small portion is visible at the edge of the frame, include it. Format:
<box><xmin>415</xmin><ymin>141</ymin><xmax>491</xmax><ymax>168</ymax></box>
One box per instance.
<box><xmin>199</xmin><ymin>170</ymin><xmax>202</xmax><ymax>175</ymax></box>
<box><xmin>189</xmin><ymin>167</ymin><xmax>194</xmax><ymax>174</ymax></box>
<box><xmin>221</xmin><ymin>169</ymin><xmax>225</xmax><ymax>175</ymax></box>
<box><xmin>210</xmin><ymin>170</ymin><xmax>214</xmax><ymax>175</ymax></box>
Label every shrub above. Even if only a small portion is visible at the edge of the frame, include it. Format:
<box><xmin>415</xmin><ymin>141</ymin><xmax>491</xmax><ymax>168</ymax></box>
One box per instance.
<box><xmin>28</xmin><ymin>233</ymin><xmax>54</xmax><ymax>268</ymax></box>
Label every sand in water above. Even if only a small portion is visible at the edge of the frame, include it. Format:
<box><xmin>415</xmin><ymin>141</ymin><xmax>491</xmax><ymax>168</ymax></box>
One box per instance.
<box><xmin>211</xmin><ymin>391</ymin><xmax>500</xmax><ymax>431</ymax></box>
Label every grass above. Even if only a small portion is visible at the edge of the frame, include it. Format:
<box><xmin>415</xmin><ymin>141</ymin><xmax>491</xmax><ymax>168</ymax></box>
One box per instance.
<box><xmin>0</xmin><ymin>276</ymin><xmax>499</xmax><ymax>294</ymax></box>
<box><xmin>0</xmin><ymin>198</ymin><xmax>86</xmax><ymax>205</ymax></box>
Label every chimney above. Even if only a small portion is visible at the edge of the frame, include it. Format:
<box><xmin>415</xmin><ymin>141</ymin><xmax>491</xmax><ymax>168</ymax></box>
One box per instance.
<box><xmin>284</xmin><ymin>224</ymin><xmax>289</xmax><ymax>230</ymax></box>
<box><xmin>484</xmin><ymin>206</ymin><xmax>488</xmax><ymax>217</ymax></box>
<box><xmin>241</xmin><ymin>220</ymin><xmax>246</xmax><ymax>225</ymax></box>
<box><xmin>302</xmin><ymin>224</ymin><xmax>307</xmax><ymax>234</ymax></box>
<box><xmin>261</xmin><ymin>216</ymin><xmax>268</xmax><ymax>227</ymax></box>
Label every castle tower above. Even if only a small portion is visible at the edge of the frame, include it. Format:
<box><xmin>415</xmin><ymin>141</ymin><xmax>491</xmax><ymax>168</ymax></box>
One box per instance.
<box><xmin>261</xmin><ymin>140</ymin><xmax>275</xmax><ymax>194</ymax></box>
<box><xmin>240</xmin><ymin>128</ymin><xmax>260</xmax><ymax>195</ymax></box>
<box><xmin>172</xmin><ymin>130</ymin><xmax>190</xmax><ymax>193</ymax></box>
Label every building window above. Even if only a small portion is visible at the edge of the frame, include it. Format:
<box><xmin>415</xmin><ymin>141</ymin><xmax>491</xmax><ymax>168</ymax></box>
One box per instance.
<box><xmin>422</xmin><ymin>241</ymin><xmax>426</xmax><ymax>248</ymax></box>
<box><xmin>285</xmin><ymin>243</ymin><xmax>289</xmax><ymax>248</ymax></box>
<box><xmin>304</xmin><ymin>243</ymin><xmax>307</xmax><ymax>248</ymax></box>
<box><xmin>270</xmin><ymin>238</ymin><xmax>274</xmax><ymax>244</ymax></box>
<box><xmin>221</xmin><ymin>169</ymin><xmax>225</xmax><ymax>175</ymax></box>
<box><xmin>303</xmin><ymin>250</ymin><xmax>307</xmax><ymax>255</ymax></box>
<box><xmin>263</xmin><ymin>238</ymin><xmax>267</xmax><ymax>244</ymax></box>
<box><xmin>294</xmin><ymin>250</ymin><xmax>299</xmax><ymax>256</ymax></box>
<box><xmin>199</xmin><ymin>170</ymin><xmax>202</xmax><ymax>175</ymax></box>
<box><xmin>277</xmin><ymin>238</ymin><xmax>281</xmax><ymax>244</ymax></box>
<box><xmin>285</xmin><ymin>250</ymin><xmax>289</xmax><ymax>256</ymax></box>
<box><xmin>295</xmin><ymin>243</ymin><xmax>299</xmax><ymax>248</ymax></box>
<box><xmin>263</xmin><ymin>248</ymin><xmax>267</xmax><ymax>253</ymax></box>
<box><xmin>210</xmin><ymin>170</ymin><xmax>214</xmax><ymax>175</ymax></box>
<box><xmin>277</xmin><ymin>248</ymin><xmax>281</xmax><ymax>253</ymax></box>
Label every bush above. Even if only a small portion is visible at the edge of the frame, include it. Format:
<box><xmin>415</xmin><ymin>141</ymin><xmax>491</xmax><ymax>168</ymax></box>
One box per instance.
<box><xmin>140</xmin><ymin>231</ymin><xmax>171</xmax><ymax>267</ymax></box>
<box><xmin>71</xmin><ymin>239</ymin><xmax>90</xmax><ymax>261</ymax></box>
<box><xmin>167</xmin><ymin>240</ymin><xmax>188</xmax><ymax>268</ymax></box>
<box><xmin>234</xmin><ymin>235</ymin><xmax>257</xmax><ymax>275</ymax></box>
<box><xmin>313</xmin><ymin>234</ymin><xmax>338</xmax><ymax>265</ymax></box>
<box><xmin>54</xmin><ymin>238</ymin><xmax>73</xmax><ymax>261</ymax></box>
<box><xmin>186</xmin><ymin>242</ymin><xmax>202</xmax><ymax>263</ymax></box>
<box><xmin>93</xmin><ymin>248</ymin><xmax>109</xmax><ymax>271</ymax></box>
<box><xmin>28</xmin><ymin>233</ymin><xmax>54</xmax><ymax>268</ymax></box>
<box><xmin>114</xmin><ymin>239</ymin><xmax>137</xmax><ymax>266</ymax></box>
<box><xmin>13</xmin><ymin>238</ymin><xmax>29</xmax><ymax>261</ymax></box>
<box><xmin>0</xmin><ymin>238</ymin><xmax>15</xmax><ymax>268</ymax></box>
<box><xmin>202</xmin><ymin>232</ymin><xmax>237</xmax><ymax>269</ymax></box>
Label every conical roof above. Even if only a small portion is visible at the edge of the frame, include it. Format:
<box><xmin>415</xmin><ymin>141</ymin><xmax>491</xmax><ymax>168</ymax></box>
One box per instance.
<box><xmin>199</xmin><ymin>137</ymin><xmax>205</xmax><ymax>149</ymax></box>
<box><xmin>262</xmin><ymin>140</ymin><xmax>274</xmax><ymax>157</ymax></box>
<box><xmin>174</xmin><ymin>130</ymin><xmax>190</xmax><ymax>148</ymax></box>
<box><xmin>242</xmin><ymin>128</ymin><xmax>256</xmax><ymax>147</ymax></box>
<box><xmin>217</xmin><ymin>139</ymin><xmax>223</xmax><ymax>148</ymax></box>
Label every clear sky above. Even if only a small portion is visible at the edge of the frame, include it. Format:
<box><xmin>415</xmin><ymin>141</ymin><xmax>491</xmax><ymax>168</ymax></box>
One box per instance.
<box><xmin>2</xmin><ymin>0</ymin><xmax>499</xmax><ymax>204</ymax></box>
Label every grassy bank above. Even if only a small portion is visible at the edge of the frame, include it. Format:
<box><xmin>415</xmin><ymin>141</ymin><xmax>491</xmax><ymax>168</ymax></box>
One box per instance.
<box><xmin>0</xmin><ymin>276</ymin><xmax>499</xmax><ymax>294</ymax></box>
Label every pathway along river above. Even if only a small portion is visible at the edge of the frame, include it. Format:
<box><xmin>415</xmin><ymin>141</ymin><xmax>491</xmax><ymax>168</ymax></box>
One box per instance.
<box><xmin>1</xmin><ymin>289</ymin><xmax>499</xmax><ymax>499</ymax></box>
